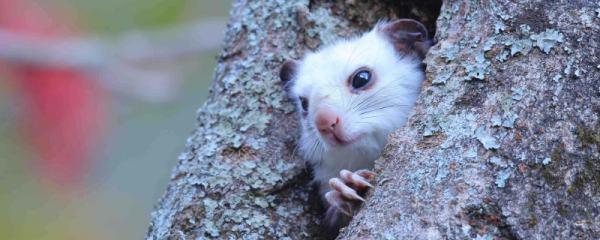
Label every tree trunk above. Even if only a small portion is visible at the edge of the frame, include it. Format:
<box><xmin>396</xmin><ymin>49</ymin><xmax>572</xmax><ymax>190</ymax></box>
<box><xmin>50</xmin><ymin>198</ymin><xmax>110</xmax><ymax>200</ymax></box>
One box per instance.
<box><xmin>339</xmin><ymin>1</ymin><xmax>599</xmax><ymax>239</ymax></box>
<box><xmin>147</xmin><ymin>0</ymin><xmax>599</xmax><ymax>239</ymax></box>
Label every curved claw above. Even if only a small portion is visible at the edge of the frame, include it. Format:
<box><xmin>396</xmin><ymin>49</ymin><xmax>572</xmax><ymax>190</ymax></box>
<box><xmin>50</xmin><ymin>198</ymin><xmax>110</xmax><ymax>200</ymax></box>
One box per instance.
<box><xmin>340</xmin><ymin>169</ymin><xmax>373</xmax><ymax>188</ymax></box>
<box><xmin>355</xmin><ymin>169</ymin><xmax>376</xmax><ymax>180</ymax></box>
<box><xmin>329</xmin><ymin>178</ymin><xmax>365</xmax><ymax>202</ymax></box>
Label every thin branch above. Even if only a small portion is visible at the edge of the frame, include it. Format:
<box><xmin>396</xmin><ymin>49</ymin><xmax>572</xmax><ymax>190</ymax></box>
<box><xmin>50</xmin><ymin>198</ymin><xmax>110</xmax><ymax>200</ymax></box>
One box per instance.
<box><xmin>0</xmin><ymin>19</ymin><xmax>227</xmax><ymax>102</ymax></box>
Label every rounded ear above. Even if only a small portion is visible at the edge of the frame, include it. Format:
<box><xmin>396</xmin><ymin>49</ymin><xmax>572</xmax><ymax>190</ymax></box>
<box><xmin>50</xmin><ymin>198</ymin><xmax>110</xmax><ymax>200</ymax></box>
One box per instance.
<box><xmin>279</xmin><ymin>60</ymin><xmax>299</xmax><ymax>83</ymax></box>
<box><xmin>378</xmin><ymin>19</ymin><xmax>431</xmax><ymax>59</ymax></box>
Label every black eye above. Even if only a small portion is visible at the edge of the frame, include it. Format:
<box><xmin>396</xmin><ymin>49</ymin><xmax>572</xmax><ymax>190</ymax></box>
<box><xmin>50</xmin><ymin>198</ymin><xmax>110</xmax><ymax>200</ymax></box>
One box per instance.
<box><xmin>351</xmin><ymin>69</ymin><xmax>372</xmax><ymax>89</ymax></box>
<box><xmin>299</xmin><ymin>97</ymin><xmax>309</xmax><ymax>112</ymax></box>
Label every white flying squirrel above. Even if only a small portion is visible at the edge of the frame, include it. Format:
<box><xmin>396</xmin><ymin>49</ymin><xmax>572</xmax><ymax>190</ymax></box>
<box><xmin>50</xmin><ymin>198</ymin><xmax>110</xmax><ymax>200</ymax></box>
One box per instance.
<box><xmin>280</xmin><ymin>19</ymin><xmax>431</xmax><ymax>231</ymax></box>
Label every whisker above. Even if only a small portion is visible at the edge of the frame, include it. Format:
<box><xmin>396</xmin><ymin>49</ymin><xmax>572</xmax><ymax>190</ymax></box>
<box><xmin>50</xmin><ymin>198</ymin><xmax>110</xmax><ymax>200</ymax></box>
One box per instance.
<box><xmin>359</xmin><ymin>114</ymin><xmax>384</xmax><ymax>119</ymax></box>
<box><xmin>352</xmin><ymin>82</ymin><xmax>405</xmax><ymax>111</ymax></box>
<box><xmin>359</xmin><ymin>104</ymin><xmax>409</xmax><ymax>115</ymax></box>
<box><xmin>356</xmin><ymin>96</ymin><xmax>405</xmax><ymax>113</ymax></box>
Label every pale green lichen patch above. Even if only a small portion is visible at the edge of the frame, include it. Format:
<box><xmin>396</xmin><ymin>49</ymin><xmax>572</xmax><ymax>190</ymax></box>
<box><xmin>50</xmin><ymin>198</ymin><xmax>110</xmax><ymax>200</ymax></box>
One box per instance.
<box><xmin>482</xmin><ymin>27</ymin><xmax>565</xmax><ymax>63</ymax></box>
<box><xmin>519</xmin><ymin>24</ymin><xmax>531</xmax><ymax>36</ymax></box>
<box><xmin>431</xmin><ymin>66</ymin><xmax>455</xmax><ymax>85</ymax></box>
<box><xmin>440</xmin><ymin>43</ymin><xmax>460</xmax><ymax>63</ymax></box>
<box><xmin>437</xmin><ymin>112</ymin><xmax>478</xmax><ymax>148</ymax></box>
<box><xmin>494</xmin><ymin>22</ymin><xmax>506</xmax><ymax>34</ymax></box>
<box><xmin>495</xmin><ymin>50</ymin><xmax>510</xmax><ymax>62</ymax></box>
<box><xmin>508</xmin><ymin>39</ymin><xmax>533</xmax><ymax>56</ymax></box>
<box><xmin>511</xmin><ymin>87</ymin><xmax>524</xmax><ymax>101</ymax></box>
<box><xmin>490</xmin><ymin>156</ymin><xmax>508</xmax><ymax>168</ymax></box>
<box><xmin>475</xmin><ymin>127</ymin><xmax>500</xmax><ymax>150</ymax></box>
<box><xmin>463</xmin><ymin>53</ymin><xmax>490</xmax><ymax>80</ymax></box>
<box><xmin>552</xmin><ymin>74</ymin><xmax>562</xmax><ymax>82</ymax></box>
<box><xmin>501</xmin><ymin>113</ymin><xmax>518</xmax><ymax>128</ymax></box>
<box><xmin>563</xmin><ymin>58</ymin><xmax>575</xmax><ymax>75</ymax></box>
<box><xmin>422</xmin><ymin>115</ymin><xmax>443</xmax><ymax>137</ymax></box>
<box><xmin>542</xmin><ymin>157</ymin><xmax>551</xmax><ymax>165</ymax></box>
<box><xmin>483</xmin><ymin>37</ymin><xmax>497</xmax><ymax>52</ymax></box>
<box><xmin>465</xmin><ymin>148</ymin><xmax>478</xmax><ymax>158</ymax></box>
<box><xmin>495</xmin><ymin>168</ymin><xmax>513</xmax><ymax>188</ymax></box>
<box><xmin>491</xmin><ymin>115</ymin><xmax>503</xmax><ymax>127</ymax></box>
<box><xmin>530</xmin><ymin>29</ymin><xmax>564</xmax><ymax>54</ymax></box>
<box><xmin>578</xmin><ymin>9</ymin><xmax>594</xmax><ymax>28</ymax></box>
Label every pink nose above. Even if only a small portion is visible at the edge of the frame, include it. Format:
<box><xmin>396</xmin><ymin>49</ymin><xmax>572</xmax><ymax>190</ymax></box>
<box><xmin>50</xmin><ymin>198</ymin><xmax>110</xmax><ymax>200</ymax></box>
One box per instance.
<box><xmin>315</xmin><ymin>108</ymin><xmax>340</xmax><ymax>134</ymax></box>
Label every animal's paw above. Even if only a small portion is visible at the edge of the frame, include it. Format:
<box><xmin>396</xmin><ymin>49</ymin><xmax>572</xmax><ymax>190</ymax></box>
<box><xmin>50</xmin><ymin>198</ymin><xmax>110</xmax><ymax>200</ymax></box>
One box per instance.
<box><xmin>324</xmin><ymin>169</ymin><xmax>375</xmax><ymax>216</ymax></box>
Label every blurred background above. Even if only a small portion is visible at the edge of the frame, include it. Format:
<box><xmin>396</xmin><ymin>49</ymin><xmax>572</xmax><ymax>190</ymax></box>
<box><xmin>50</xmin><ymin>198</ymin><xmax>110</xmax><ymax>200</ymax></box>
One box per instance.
<box><xmin>0</xmin><ymin>0</ymin><xmax>232</xmax><ymax>239</ymax></box>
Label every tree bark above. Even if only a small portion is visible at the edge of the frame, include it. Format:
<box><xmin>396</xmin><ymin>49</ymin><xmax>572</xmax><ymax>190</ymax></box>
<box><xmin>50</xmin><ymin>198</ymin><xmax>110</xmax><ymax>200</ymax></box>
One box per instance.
<box><xmin>339</xmin><ymin>1</ymin><xmax>599</xmax><ymax>239</ymax></box>
<box><xmin>147</xmin><ymin>0</ymin><xmax>599</xmax><ymax>239</ymax></box>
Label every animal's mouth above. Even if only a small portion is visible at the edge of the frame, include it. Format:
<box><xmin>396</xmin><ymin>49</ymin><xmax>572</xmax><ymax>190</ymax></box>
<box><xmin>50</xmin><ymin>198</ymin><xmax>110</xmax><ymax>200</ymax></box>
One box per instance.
<box><xmin>321</xmin><ymin>131</ymin><xmax>361</xmax><ymax>147</ymax></box>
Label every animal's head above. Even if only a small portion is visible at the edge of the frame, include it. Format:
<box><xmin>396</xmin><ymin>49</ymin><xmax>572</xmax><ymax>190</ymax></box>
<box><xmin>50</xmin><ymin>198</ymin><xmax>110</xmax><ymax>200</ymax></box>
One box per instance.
<box><xmin>280</xmin><ymin>19</ymin><xmax>430</xmax><ymax>160</ymax></box>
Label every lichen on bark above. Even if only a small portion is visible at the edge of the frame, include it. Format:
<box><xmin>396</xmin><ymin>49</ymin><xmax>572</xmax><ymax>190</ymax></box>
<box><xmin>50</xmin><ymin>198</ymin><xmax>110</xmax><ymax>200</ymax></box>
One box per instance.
<box><xmin>339</xmin><ymin>1</ymin><xmax>599</xmax><ymax>239</ymax></box>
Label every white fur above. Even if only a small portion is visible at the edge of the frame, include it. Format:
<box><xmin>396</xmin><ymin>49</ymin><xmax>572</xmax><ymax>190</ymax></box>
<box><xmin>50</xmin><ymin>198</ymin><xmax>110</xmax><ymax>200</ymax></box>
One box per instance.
<box><xmin>290</xmin><ymin>25</ymin><xmax>425</xmax><ymax>193</ymax></box>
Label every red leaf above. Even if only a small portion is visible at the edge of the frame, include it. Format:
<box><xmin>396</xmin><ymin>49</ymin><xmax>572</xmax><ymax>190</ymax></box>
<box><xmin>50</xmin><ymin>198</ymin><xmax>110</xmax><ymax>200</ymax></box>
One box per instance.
<box><xmin>0</xmin><ymin>0</ymin><xmax>108</xmax><ymax>186</ymax></box>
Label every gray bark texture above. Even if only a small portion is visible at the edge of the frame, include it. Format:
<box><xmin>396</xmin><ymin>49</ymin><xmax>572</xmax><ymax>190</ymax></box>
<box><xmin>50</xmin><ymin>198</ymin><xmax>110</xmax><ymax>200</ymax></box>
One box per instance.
<box><xmin>147</xmin><ymin>0</ymin><xmax>599</xmax><ymax>239</ymax></box>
